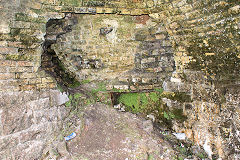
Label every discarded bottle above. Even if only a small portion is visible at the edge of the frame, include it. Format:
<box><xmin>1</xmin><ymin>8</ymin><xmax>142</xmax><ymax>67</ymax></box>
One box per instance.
<box><xmin>64</xmin><ymin>132</ymin><xmax>76</xmax><ymax>141</ymax></box>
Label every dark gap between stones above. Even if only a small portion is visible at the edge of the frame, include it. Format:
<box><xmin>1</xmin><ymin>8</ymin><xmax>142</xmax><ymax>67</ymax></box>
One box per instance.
<box><xmin>41</xmin><ymin>13</ymin><xmax>79</xmax><ymax>91</ymax></box>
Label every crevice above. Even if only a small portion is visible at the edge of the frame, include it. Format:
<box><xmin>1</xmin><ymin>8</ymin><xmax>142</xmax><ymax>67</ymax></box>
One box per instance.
<box><xmin>41</xmin><ymin>13</ymin><xmax>79</xmax><ymax>91</ymax></box>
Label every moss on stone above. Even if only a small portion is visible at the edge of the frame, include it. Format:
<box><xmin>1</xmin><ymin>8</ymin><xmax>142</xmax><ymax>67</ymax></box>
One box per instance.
<box><xmin>5</xmin><ymin>54</ymin><xmax>33</xmax><ymax>61</ymax></box>
<box><xmin>117</xmin><ymin>92</ymin><xmax>148</xmax><ymax>113</ymax></box>
<box><xmin>20</xmin><ymin>35</ymin><xmax>40</xmax><ymax>46</ymax></box>
<box><xmin>68</xmin><ymin>80</ymin><xmax>81</xmax><ymax>88</ymax></box>
<box><xmin>10</xmin><ymin>28</ymin><xmax>21</xmax><ymax>37</ymax></box>
<box><xmin>60</xmin><ymin>0</ymin><xmax>82</xmax><ymax>6</ymax></box>
<box><xmin>115</xmin><ymin>90</ymin><xmax>188</xmax><ymax>128</ymax></box>
<box><xmin>135</xmin><ymin>29</ymin><xmax>149</xmax><ymax>41</ymax></box>
<box><xmin>183</xmin><ymin>1</ymin><xmax>240</xmax><ymax>83</ymax></box>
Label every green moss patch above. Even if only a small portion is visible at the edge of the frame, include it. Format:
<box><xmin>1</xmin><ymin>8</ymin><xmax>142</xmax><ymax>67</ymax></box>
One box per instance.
<box><xmin>116</xmin><ymin>90</ymin><xmax>187</xmax><ymax>128</ymax></box>
<box><xmin>5</xmin><ymin>54</ymin><xmax>33</xmax><ymax>61</ymax></box>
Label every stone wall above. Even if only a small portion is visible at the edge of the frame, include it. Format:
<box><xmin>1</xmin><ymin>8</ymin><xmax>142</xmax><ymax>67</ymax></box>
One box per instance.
<box><xmin>149</xmin><ymin>0</ymin><xmax>240</xmax><ymax>159</ymax></box>
<box><xmin>0</xmin><ymin>89</ymin><xmax>69</xmax><ymax>159</ymax></box>
<box><xmin>0</xmin><ymin>0</ymin><xmax>239</xmax><ymax>159</ymax></box>
<box><xmin>0</xmin><ymin>0</ymin><xmax>162</xmax><ymax>159</ymax></box>
<box><xmin>52</xmin><ymin>14</ymin><xmax>175</xmax><ymax>90</ymax></box>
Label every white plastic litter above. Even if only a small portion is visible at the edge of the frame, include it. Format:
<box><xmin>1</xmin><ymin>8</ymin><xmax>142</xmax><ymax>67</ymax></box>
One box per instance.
<box><xmin>172</xmin><ymin>133</ymin><xmax>186</xmax><ymax>140</ymax></box>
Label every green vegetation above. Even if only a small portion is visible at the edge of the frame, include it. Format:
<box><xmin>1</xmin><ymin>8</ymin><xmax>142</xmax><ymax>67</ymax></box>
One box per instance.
<box><xmin>15</xmin><ymin>12</ymin><xmax>46</xmax><ymax>23</ymax></box>
<box><xmin>91</xmin><ymin>82</ymin><xmax>107</xmax><ymax>94</ymax></box>
<box><xmin>116</xmin><ymin>90</ymin><xmax>188</xmax><ymax>127</ymax></box>
<box><xmin>20</xmin><ymin>35</ymin><xmax>40</xmax><ymax>46</ymax></box>
<box><xmin>57</xmin><ymin>84</ymin><xmax>64</xmax><ymax>93</ymax></box>
<box><xmin>59</xmin><ymin>0</ymin><xmax>82</xmax><ymax>6</ymax></box>
<box><xmin>118</xmin><ymin>92</ymin><xmax>148</xmax><ymax>113</ymax></box>
<box><xmin>10</xmin><ymin>28</ymin><xmax>21</xmax><ymax>37</ymax></box>
<box><xmin>111</xmin><ymin>87</ymin><xmax>129</xmax><ymax>92</ymax></box>
<box><xmin>147</xmin><ymin>154</ymin><xmax>154</xmax><ymax>160</ymax></box>
<box><xmin>68</xmin><ymin>80</ymin><xmax>81</xmax><ymax>88</ymax></box>
<box><xmin>88</xmin><ymin>82</ymin><xmax>112</xmax><ymax>105</ymax></box>
<box><xmin>54</xmin><ymin>60</ymin><xmax>81</xmax><ymax>89</ymax></box>
<box><xmin>5</xmin><ymin>54</ymin><xmax>33</xmax><ymax>61</ymax></box>
<box><xmin>163</xmin><ymin>111</ymin><xmax>175</xmax><ymax>120</ymax></box>
<box><xmin>197</xmin><ymin>153</ymin><xmax>207</xmax><ymax>159</ymax></box>
<box><xmin>184</xmin><ymin>1</ymin><xmax>240</xmax><ymax>83</ymax></box>
<box><xmin>149</xmin><ymin>92</ymin><xmax>159</xmax><ymax>102</ymax></box>
<box><xmin>154</xmin><ymin>88</ymin><xmax>164</xmax><ymax>93</ymax></box>
<box><xmin>65</xmin><ymin>93</ymin><xmax>84</xmax><ymax>108</ymax></box>
<box><xmin>80</xmin><ymin>79</ymin><xmax>91</xmax><ymax>84</ymax></box>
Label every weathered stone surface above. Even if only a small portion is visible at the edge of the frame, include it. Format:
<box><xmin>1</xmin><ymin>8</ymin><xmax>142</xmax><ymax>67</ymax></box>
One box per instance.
<box><xmin>0</xmin><ymin>0</ymin><xmax>239</xmax><ymax>159</ymax></box>
<box><xmin>51</xmin><ymin>14</ymin><xmax>175</xmax><ymax>88</ymax></box>
<box><xmin>66</xmin><ymin>103</ymin><xmax>175</xmax><ymax>160</ymax></box>
<box><xmin>0</xmin><ymin>89</ymin><xmax>69</xmax><ymax>159</ymax></box>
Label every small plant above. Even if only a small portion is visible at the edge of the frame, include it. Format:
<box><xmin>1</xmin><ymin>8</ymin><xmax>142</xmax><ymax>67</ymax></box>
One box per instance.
<box><xmin>154</xmin><ymin>88</ymin><xmax>164</xmax><ymax>94</ymax></box>
<box><xmin>80</xmin><ymin>79</ymin><xmax>91</xmax><ymax>84</ymax></box>
<box><xmin>57</xmin><ymin>84</ymin><xmax>64</xmax><ymax>93</ymax></box>
<box><xmin>65</xmin><ymin>93</ymin><xmax>83</xmax><ymax>108</ymax></box>
<box><xmin>68</xmin><ymin>80</ymin><xmax>81</xmax><ymax>88</ymax></box>
<box><xmin>197</xmin><ymin>153</ymin><xmax>207</xmax><ymax>159</ymax></box>
<box><xmin>163</xmin><ymin>111</ymin><xmax>175</xmax><ymax>120</ymax></box>
<box><xmin>149</xmin><ymin>92</ymin><xmax>159</xmax><ymax>102</ymax></box>
<box><xmin>147</xmin><ymin>154</ymin><xmax>153</xmax><ymax>160</ymax></box>
<box><xmin>91</xmin><ymin>82</ymin><xmax>107</xmax><ymax>94</ymax></box>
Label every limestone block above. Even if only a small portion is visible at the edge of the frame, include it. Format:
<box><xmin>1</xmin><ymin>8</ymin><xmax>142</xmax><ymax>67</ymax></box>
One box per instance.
<box><xmin>48</xmin><ymin>83</ymin><xmax>56</xmax><ymax>89</ymax></box>
<box><xmin>154</xmin><ymin>67</ymin><xmax>163</xmax><ymax>72</ymax></box>
<box><xmin>130</xmin><ymin>85</ymin><xmax>137</xmax><ymax>90</ymax></box>
<box><xmin>0</xmin><ymin>66</ymin><xmax>7</xmax><ymax>73</ymax></box>
<box><xmin>20</xmin><ymin>73</ymin><xmax>36</xmax><ymax>79</ymax></box>
<box><xmin>74</xmin><ymin>7</ymin><xmax>88</xmax><ymax>13</ymax></box>
<box><xmin>0</xmin><ymin>47</ymin><xmax>18</xmax><ymax>54</ymax></box>
<box><xmin>149</xmin><ymin>13</ymin><xmax>160</xmax><ymax>19</ymax></box>
<box><xmin>9</xmin><ymin>66</ymin><xmax>33</xmax><ymax>73</ymax></box>
<box><xmin>161</xmin><ymin>40</ymin><xmax>172</xmax><ymax>46</ymax></box>
<box><xmin>41</xmin><ymin>77</ymin><xmax>54</xmax><ymax>83</ymax></box>
<box><xmin>31</xmin><ymin>2</ymin><xmax>42</xmax><ymax>9</ymax></box>
<box><xmin>50</xmin><ymin>90</ymin><xmax>69</xmax><ymax>106</ymax></box>
<box><xmin>229</xmin><ymin>5</ymin><xmax>240</xmax><ymax>14</ymax></box>
<box><xmin>11</xmin><ymin>21</ymin><xmax>31</xmax><ymax>29</ymax></box>
<box><xmin>138</xmin><ymin>85</ymin><xmax>153</xmax><ymax>90</ymax></box>
<box><xmin>132</xmin><ymin>77</ymin><xmax>141</xmax><ymax>83</ymax></box>
<box><xmin>37</xmin><ymin>83</ymin><xmax>47</xmax><ymax>90</ymax></box>
<box><xmin>131</xmin><ymin>9</ymin><xmax>147</xmax><ymax>15</ymax></box>
<box><xmin>155</xmin><ymin>34</ymin><xmax>166</xmax><ymax>40</ymax></box>
<box><xmin>142</xmin><ymin>77</ymin><xmax>152</xmax><ymax>83</ymax></box>
<box><xmin>120</xmin><ymin>9</ymin><xmax>131</xmax><ymax>15</ymax></box>
<box><xmin>0</xmin><ymin>22</ymin><xmax>10</xmax><ymax>33</ymax></box>
<box><xmin>21</xmin><ymin>84</ymin><xmax>36</xmax><ymax>91</ymax></box>
<box><xmin>0</xmin><ymin>60</ymin><xmax>17</xmax><ymax>66</ymax></box>
<box><xmin>170</xmin><ymin>77</ymin><xmax>181</xmax><ymax>83</ymax></box>
<box><xmin>113</xmin><ymin>85</ymin><xmax>129</xmax><ymax>90</ymax></box>
<box><xmin>118</xmin><ymin>76</ymin><xmax>129</xmax><ymax>82</ymax></box>
<box><xmin>0</xmin><ymin>41</ymin><xmax>7</xmax><ymax>47</ymax></box>
<box><xmin>163</xmin><ymin>81</ymin><xmax>179</xmax><ymax>92</ymax></box>
<box><xmin>152</xmin><ymin>49</ymin><xmax>159</xmax><ymax>55</ymax></box>
<box><xmin>7</xmin><ymin>41</ymin><xmax>25</xmax><ymax>48</ymax></box>
<box><xmin>0</xmin><ymin>73</ymin><xmax>15</xmax><ymax>80</ymax></box>
<box><xmin>141</xmin><ymin>57</ymin><xmax>155</xmax><ymax>64</ymax></box>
